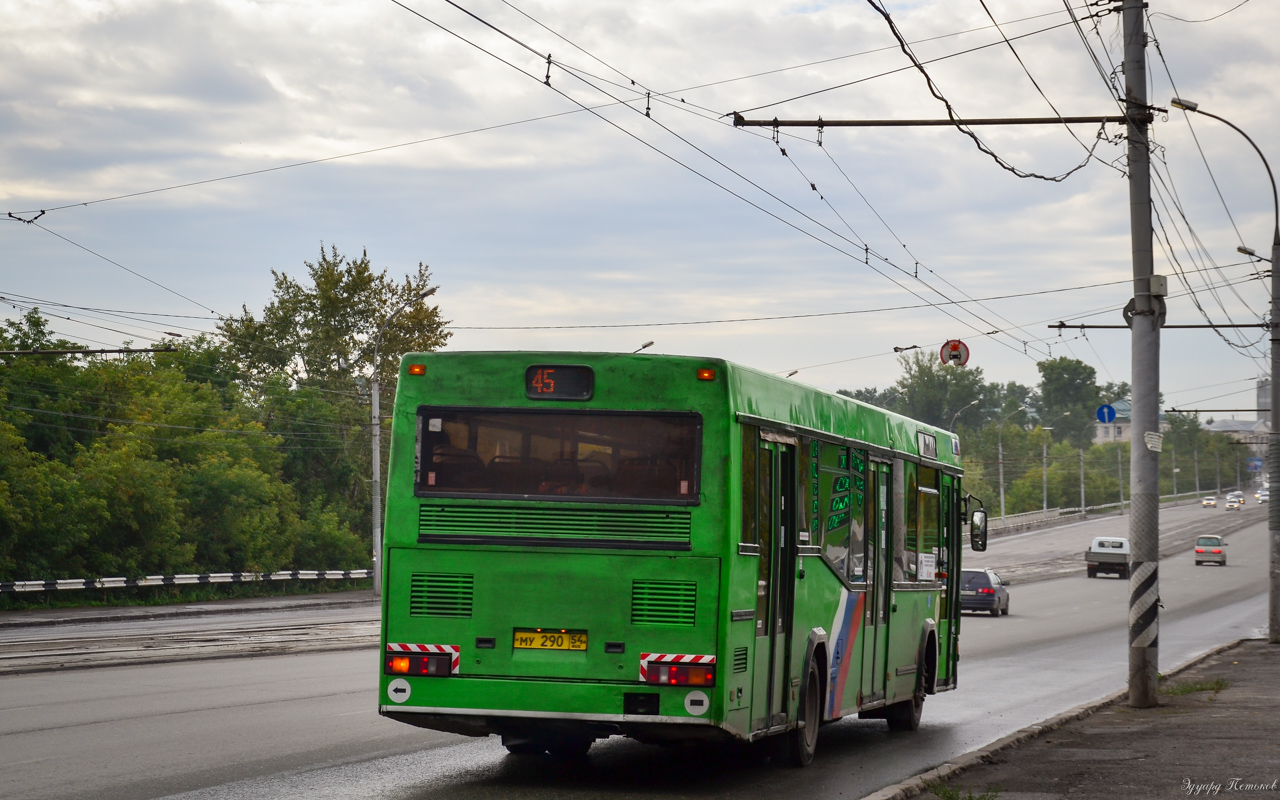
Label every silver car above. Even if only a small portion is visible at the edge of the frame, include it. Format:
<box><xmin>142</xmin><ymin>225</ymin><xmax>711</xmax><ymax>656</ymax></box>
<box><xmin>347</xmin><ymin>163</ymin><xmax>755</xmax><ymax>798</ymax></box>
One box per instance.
<box><xmin>1194</xmin><ymin>535</ymin><xmax>1227</xmax><ymax>566</ymax></box>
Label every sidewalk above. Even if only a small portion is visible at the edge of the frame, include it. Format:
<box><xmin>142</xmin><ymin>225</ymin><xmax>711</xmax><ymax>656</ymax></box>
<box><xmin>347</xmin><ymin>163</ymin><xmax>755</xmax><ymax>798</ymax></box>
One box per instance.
<box><xmin>872</xmin><ymin>638</ymin><xmax>1280</xmax><ymax>799</ymax></box>
<box><xmin>0</xmin><ymin>588</ymin><xmax>378</xmax><ymax>629</ymax></box>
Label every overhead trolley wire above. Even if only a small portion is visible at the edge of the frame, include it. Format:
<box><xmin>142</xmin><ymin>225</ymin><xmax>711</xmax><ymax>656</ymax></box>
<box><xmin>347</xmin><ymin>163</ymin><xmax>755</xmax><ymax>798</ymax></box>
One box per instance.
<box><xmin>397</xmin><ymin>0</ymin><xmax>1049</xmax><ymax>365</ymax></box>
<box><xmin>855</xmin><ymin>0</ymin><xmax>1101</xmax><ymax>183</ymax></box>
<box><xmin>459</xmin><ymin>2</ymin><xmax>1087</xmax><ymax>361</ymax></box>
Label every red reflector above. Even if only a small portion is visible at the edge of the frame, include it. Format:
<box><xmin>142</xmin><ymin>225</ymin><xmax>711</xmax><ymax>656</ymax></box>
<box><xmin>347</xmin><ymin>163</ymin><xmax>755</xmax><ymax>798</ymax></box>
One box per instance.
<box><xmin>696</xmin><ymin>368</ymin><xmax>716</xmax><ymax>381</ymax></box>
<box><xmin>408</xmin><ymin>364</ymin><xmax>426</xmax><ymax>375</ymax></box>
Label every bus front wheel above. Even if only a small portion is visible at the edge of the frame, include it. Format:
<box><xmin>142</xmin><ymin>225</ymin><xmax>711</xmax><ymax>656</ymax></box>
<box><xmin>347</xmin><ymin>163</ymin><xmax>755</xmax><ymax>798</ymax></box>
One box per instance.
<box><xmin>784</xmin><ymin>663</ymin><xmax>821</xmax><ymax>767</ymax></box>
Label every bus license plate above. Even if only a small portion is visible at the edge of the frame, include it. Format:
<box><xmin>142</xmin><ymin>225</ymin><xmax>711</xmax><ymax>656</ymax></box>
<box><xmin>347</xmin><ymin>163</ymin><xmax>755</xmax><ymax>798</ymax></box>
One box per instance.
<box><xmin>513</xmin><ymin>630</ymin><xmax>588</xmax><ymax>651</ymax></box>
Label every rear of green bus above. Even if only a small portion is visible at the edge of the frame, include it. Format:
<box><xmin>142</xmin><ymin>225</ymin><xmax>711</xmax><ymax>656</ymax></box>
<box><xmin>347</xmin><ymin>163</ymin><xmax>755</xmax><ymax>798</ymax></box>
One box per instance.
<box><xmin>379</xmin><ymin>352</ymin><xmax>732</xmax><ymax>753</ymax></box>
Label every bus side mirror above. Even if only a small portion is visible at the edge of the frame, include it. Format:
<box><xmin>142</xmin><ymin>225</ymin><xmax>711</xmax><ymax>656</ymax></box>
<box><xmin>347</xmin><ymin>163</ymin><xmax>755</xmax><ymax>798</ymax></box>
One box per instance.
<box><xmin>970</xmin><ymin>509</ymin><xmax>988</xmax><ymax>552</ymax></box>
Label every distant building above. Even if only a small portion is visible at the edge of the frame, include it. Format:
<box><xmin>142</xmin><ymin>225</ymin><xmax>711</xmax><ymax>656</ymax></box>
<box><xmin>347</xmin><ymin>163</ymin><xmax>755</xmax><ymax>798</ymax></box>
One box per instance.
<box><xmin>1091</xmin><ymin>398</ymin><xmax>1171</xmax><ymax>445</ymax></box>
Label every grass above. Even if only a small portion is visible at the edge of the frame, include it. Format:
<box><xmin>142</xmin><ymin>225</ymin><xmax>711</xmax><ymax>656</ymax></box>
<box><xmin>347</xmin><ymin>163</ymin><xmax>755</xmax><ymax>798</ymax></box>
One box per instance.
<box><xmin>1159</xmin><ymin>677</ymin><xmax>1231</xmax><ymax>696</ymax></box>
<box><xmin>924</xmin><ymin>779</ymin><xmax>1002</xmax><ymax>800</ymax></box>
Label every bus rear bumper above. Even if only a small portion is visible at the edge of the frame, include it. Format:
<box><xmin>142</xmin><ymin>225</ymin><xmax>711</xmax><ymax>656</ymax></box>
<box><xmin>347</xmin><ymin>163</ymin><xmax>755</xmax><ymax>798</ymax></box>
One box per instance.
<box><xmin>381</xmin><ymin>704</ymin><xmax>725</xmax><ymax>743</ymax></box>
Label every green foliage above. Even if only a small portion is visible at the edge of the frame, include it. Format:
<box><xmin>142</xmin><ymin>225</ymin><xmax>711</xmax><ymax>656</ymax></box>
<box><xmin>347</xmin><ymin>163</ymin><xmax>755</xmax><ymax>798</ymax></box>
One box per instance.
<box><xmin>924</xmin><ymin>779</ymin><xmax>1002</xmax><ymax>800</ymax></box>
<box><xmin>1037</xmin><ymin>357</ymin><xmax>1100</xmax><ymax>448</ymax></box>
<box><xmin>1160</xmin><ymin>677</ymin><xmax>1230</xmax><ymax>696</ymax></box>
<box><xmin>0</xmin><ymin>245</ymin><xmax>438</xmax><ymax>587</ymax></box>
<box><xmin>842</xmin><ymin>355</ymin><xmax>1245</xmax><ymax>516</ymax></box>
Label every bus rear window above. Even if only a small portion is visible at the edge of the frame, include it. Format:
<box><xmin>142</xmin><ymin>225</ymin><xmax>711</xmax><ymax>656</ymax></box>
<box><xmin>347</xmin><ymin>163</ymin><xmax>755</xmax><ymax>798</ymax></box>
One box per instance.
<box><xmin>416</xmin><ymin>409</ymin><xmax>702</xmax><ymax>504</ymax></box>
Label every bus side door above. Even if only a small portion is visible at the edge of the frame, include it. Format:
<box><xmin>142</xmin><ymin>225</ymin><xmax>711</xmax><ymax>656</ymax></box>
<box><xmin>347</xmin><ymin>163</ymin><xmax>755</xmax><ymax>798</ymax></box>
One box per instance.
<box><xmin>751</xmin><ymin>438</ymin><xmax>797</xmax><ymax>733</ymax></box>
<box><xmin>860</xmin><ymin>460</ymin><xmax>891</xmax><ymax>707</ymax></box>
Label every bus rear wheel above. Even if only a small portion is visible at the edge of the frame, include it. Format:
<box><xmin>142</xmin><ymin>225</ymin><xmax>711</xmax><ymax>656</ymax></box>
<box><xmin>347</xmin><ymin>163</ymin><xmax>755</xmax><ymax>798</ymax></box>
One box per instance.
<box><xmin>783</xmin><ymin>663</ymin><xmax>821</xmax><ymax>767</ymax></box>
<box><xmin>885</xmin><ymin>692</ymin><xmax>924</xmax><ymax>732</ymax></box>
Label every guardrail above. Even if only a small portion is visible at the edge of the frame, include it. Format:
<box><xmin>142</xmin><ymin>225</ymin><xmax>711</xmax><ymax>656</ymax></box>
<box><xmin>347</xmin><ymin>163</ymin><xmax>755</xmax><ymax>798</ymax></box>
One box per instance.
<box><xmin>0</xmin><ymin>569</ymin><xmax>371</xmax><ymax>594</ymax></box>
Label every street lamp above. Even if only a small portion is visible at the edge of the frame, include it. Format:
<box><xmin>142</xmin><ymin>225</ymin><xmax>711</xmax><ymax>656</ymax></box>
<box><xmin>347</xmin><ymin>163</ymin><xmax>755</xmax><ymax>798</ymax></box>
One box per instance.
<box><xmin>1043</xmin><ymin>412</ymin><xmax>1071</xmax><ymax>513</ymax></box>
<box><xmin>1171</xmin><ymin>97</ymin><xmax>1279</xmax><ymax>644</ymax></box>
<box><xmin>371</xmin><ymin>285</ymin><xmax>437</xmax><ymax>596</ymax></box>
<box><xmin>950</xmin><ymin>399</ymin><xmax>980</xmax><ymax>432</ymax></box>
<box><xmin>997</xmin><ymin>405</ymin><xmax>1027</xmax><ymax>519</ymax></box>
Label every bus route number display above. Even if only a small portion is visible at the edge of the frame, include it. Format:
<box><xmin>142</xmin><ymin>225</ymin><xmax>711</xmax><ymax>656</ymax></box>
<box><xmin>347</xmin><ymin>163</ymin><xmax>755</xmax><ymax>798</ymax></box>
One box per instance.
<box><xmin>525</xmin><ymin>365</ymin><xmax>593</xmax><ymax>400</ymax></box>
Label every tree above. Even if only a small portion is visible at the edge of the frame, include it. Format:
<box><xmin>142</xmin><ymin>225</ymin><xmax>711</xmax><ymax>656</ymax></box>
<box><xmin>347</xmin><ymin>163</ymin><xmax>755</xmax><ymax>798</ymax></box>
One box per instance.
<box><xmin>885</xmin><ymin>351</ymin><xmax>989</xmax><ymax>430</ymax></box>
<box><xmin>218</xmin><ymin>245</ymin><xmax>450</xmax><ymax>392</ymax></box>
<box><xmin>1036</xmin><ymin>357</ymin><xmax>1101</xmax><ymax>448</ymax></box>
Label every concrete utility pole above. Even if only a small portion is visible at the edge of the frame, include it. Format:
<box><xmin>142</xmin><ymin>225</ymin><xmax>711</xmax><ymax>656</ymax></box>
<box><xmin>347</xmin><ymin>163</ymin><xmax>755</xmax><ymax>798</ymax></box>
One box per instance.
<box><xmin>370</xmin><ymin>286</ymin><xmax>437</xmax><ymax>597</ymax></box>
<box><xmin>1172</xmin><ymin>446</ymin><xmax>1178</xmax><ymax>502</ymax></box>
<box><xmin>1123</xmin><ymin>0</ymin><xmax>1161</xmax><ymax>708</ymax></box>
<box><xmin>997</xmin><ymin>405</ymin><xmax>1026</xmax><ymax>519</ymax></box>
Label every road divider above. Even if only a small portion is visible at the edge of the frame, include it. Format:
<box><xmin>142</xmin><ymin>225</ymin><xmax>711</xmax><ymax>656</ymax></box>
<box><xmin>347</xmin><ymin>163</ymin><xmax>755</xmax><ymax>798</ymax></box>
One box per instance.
<box><xmin>1</xmin><ymin>569</ymin><xmax>371</xmax><ymax>593</ymax></box>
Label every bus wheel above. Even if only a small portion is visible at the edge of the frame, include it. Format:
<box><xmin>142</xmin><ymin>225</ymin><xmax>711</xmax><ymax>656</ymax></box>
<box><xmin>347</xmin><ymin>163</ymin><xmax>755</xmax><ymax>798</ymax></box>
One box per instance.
<box><xmin>502</xmin><ymin>735</ymin><xmax>547</xmax><ymax>755</ymax></box>
<box><xmin>547</xmin><ymin>735</ymin><xmax>593</xmax><ymax>760</ymax></box>
<box><xmin>885</xmin><ymin>692</ymin><xmax>924</xmax><ymax>732</ymax></box>
<box><xmin>784</xmin><ymin>663</ymin><xmax>821</xmax><ymax>767</ymax></box>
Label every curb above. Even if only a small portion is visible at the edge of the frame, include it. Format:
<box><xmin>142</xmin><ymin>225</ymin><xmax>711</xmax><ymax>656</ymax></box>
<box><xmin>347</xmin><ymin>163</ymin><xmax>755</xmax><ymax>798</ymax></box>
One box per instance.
<box><xmin>0</xmin><ymin>592</ymin><xmax>378</xmax><ymax>630</ymax></box>
<box><xmin>858</xmin><ymin>637</ymin><xmax>1252</xmax><ymax>800</ymax></box>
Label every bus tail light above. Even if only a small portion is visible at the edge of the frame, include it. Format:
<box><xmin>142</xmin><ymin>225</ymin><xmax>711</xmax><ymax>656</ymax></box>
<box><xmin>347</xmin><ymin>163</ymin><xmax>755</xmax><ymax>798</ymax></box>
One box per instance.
<box><xmin>408</xmin><ymin>364</ymin><xmax>426</xmax><ymax>375</ymax></box>
<box><xmin>696</xmin><ymin>368</ymin><xmax>716</xmax><ymax>381</ymax></box>
<box><xmin>647</xmin><ymin>664</ymin><xmax>716</xmax><ymax>687</ymax></box>
<box><xmin>384</xmin><ymin>654</ymin><xmax>454</xmax><ymax>677</ymax></box>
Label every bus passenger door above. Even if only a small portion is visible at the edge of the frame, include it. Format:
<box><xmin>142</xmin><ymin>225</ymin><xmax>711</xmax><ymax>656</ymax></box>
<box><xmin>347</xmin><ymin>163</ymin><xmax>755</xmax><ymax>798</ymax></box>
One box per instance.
<box><xmin>751</xmin><ymin>439</ymin><xmax>797</xmax><ymax>732</ymax></box>
<box><xmin>937</xmin><ymin>474</ymin><xmax>958</xmax><ymax>687</ymax></box>
<box><xmin>860</xmin><ymin>461</ymin><xmax>891</xmax><ymax>706</ymax></box>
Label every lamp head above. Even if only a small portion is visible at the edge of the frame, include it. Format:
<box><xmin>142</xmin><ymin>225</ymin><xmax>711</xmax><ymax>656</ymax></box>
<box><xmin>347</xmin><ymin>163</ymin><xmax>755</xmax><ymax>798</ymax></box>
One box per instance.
<box><xmin>1238</xmin><ymin>245</ymin><xmax>1258</xmax><ymax>257</ymax></box>
<box><xmin>417</xmin><ymin>286</ymin><xmax>438</xmax><ymax>300</ymax></box>
<box><xmin>1170</xmin><ymin>97</ymin><xmax>1198</xmax><ymax>112</ymax></box>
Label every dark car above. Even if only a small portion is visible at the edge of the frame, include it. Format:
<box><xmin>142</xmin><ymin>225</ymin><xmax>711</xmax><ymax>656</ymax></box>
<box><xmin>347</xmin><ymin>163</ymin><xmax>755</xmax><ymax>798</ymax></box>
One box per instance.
<box><xmin>960</xmin><ymin>569</ymin><xmax>1010</xmax><ymax>617</ymax></box>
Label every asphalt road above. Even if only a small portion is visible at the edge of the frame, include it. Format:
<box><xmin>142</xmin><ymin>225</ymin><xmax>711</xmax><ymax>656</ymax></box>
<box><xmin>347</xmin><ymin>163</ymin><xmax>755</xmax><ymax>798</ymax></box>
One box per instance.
<box><xmin>0</xmin><ymin>515</ymin><xmax>1270</xmax><ymax>800</ymax></box>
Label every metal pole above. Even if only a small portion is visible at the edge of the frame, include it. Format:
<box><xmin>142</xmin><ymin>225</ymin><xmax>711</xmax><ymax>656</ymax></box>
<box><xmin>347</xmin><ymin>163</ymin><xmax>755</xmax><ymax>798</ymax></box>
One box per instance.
<box><xmin>369</xmin><ymin>286</ymin><xmax>437</xmax><ymax>598</ymax></box>
<box><xmin>998</xmin><ymin>433</ymin><xmax>1007</xmax><ymax>519</ymax></box>
<box><xmin>1271</xmin><ymin>223</ymin><xmax>1279</xmax><ymax>644</ymax></box>
<box><xmin>1080</xmin><ymin>449</ymin><xmax>1087</xmax><ymax>513</ymax></box>
<box><xmin>371</xmin><ymin>370</ymin><xmax>383</xmax><ymax>596</ymax></box>
<box><xmin>1043</xmin><ymin>433</ymin><xmax>1049</xmax><ymax>513</ymax></box>
<box><xmin>1119</xmin><ymin>444</ymin><xmax>1125</xmax><ymax>512</ymax></box>
<box><xmin>1169</xmin><ymin>98</ymin><xmax>1279</xmax><ymax>643</ymax></box>
<box><xmin>1172</xmin><ymin>446</ymin><xmax>1178</xmax><ymax>503</ymax></box>
<box><xmin>1195</xmin><ymin>444</ymin><xmax>1200</xmax><ymax>496</ymax></box>
<box><xmin>1124</xmin><ymin>0</ymin><xmax>1160</xmax><ymax>708</ymax></box>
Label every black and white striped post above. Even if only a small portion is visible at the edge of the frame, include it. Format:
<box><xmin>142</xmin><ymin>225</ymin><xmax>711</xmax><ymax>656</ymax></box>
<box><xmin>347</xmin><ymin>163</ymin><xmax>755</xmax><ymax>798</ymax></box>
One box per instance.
<box><xmin>1122</xmin><ymin>0</ymin><xmax>1160</xmax><ymax>708</ymax></box>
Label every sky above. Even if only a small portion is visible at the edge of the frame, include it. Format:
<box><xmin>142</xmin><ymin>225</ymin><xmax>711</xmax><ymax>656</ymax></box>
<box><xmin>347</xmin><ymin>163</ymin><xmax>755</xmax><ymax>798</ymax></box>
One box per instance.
<box><xmin>0</xmin><ymin>0</ymin><xmax>1275</xmax><ymax>419</ymax></box>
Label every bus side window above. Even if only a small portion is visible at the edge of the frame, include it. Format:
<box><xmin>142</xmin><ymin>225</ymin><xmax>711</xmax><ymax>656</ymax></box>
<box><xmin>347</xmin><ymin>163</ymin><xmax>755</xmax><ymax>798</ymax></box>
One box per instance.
<box><xmin>741</xmin><ymin>425</ymin><xmax>758</xmax><ymax>544</ymax></box>
<box><xmin>904</xmin><ymin>461</ymin><xmax>919</xmax><ymax>580</ymax></box>
<box><xmin>848</xmin><ymin>450</ymin><xmax>867</xmax><ymax>583</ymax></box>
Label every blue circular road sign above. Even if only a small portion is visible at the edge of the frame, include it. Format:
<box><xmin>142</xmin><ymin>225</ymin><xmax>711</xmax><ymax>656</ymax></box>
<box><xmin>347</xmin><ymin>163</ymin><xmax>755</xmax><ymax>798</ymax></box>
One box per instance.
<box><xmin>1097</xmin><ymin>404</ymin><xmax>1117</xmax><ymax>424</ymax></box>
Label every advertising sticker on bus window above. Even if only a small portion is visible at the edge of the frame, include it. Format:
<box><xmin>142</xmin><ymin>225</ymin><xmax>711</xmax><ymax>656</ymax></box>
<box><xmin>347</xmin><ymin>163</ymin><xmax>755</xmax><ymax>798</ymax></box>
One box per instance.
<box><xmin>918</xmin><ymin>553</ymin><xmax>937</xmax><ymax>581</ymax></box>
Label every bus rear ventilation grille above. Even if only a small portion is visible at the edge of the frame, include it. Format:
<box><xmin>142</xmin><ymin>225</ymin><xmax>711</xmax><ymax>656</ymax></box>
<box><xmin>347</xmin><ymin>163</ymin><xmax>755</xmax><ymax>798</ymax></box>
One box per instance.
<box><xmin>418</xmin><ymin>506</ymin><xmax>691</xmax><ymax>549</ymax></box>
<box><xmin>733</xmin><ymin>647</ymin><xmax>749</xmax><ymax>673</ymax></box>
<box><xmin>631</xmin><ymin>579</ymin><xmax>697</xmax><ymax>627</ymax></box>
<box><xmin>409</xmin><ymin>572</ymin><xmax>474</xmax><ymax>618</ymax></box>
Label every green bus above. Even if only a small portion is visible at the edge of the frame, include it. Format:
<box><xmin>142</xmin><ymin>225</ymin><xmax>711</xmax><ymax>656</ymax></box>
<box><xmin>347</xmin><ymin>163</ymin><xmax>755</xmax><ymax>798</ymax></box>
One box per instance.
<box><xmin>378</xmin><ymin>352</ymin><xmax>988</xmax><ymax>764</ymax></box>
